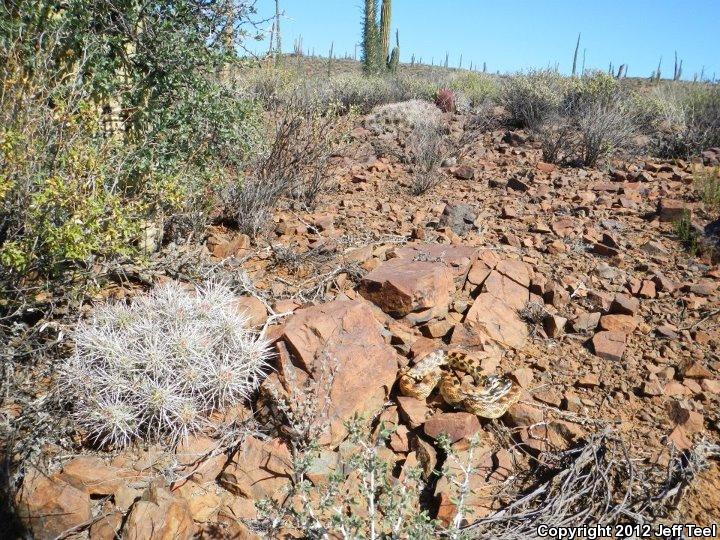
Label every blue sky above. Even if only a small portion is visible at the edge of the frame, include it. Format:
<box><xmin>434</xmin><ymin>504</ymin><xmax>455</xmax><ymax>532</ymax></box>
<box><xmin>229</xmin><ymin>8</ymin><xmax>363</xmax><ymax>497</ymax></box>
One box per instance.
<box><xmin>249</xmin><ymin>0</ymin><xmax>719</xmax><ymax>80</ymax></box>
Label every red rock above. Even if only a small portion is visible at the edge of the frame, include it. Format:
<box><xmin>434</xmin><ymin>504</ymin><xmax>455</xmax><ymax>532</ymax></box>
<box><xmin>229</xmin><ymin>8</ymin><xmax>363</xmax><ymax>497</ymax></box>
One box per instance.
<box><xmin>122</xmin><ymin>484</ymin><xmax>195</xmax><ymax>540</ymax></box>
<box><xmin>680</xmin><ymin>360</ymin><xmax>712</xmax><ymax>379</ymax></box>
<box><xmin>396</xmin><ymin>396</ymin><xmax>432</xmax><ymax>429</ymax></box>
<box><xmin>219</xmin><ymin>436</ymin><xmax>291</xmax><ymax>502</ymax></box>
<box><xmin>359</xmin><ymin>258</ymin><xmax>453</xmax><ymax>318</ymax></box>
<box><xmin>15</xmin><ymin>468</ymin><xmax>92</xmax><ymax>540</ymax></box>
<box><xmin>174</xmin><ymin>480</ymin><xmax>223</xmax><ymax>523</ymax></box>
<box><xmin>423</xmin><ymin>412</ymin><xmax>481</xmax><ymax>443</ymax></box>
<box><xmin>591</xmin><ymin>331</ymin><xmax>627</xmax><ymax>361</ymax></box>
<box><xmin>59</xmin><ymin>456</ymin><xmax>125</xmax><ymax>496</ymax></box>
<box><xmin>577</xmin><ymin>374</ymin><xmax>600</xmax><ymax>388</ymax></box>
<box><xmin>464</xmin><ymin>293</ymin><xmax>529</xmax><ymax>349</ymax></box>
<box><xmin>598</xmin><ymin>314</ymin><xmax>638</xmax><ymax>333</ymax></box>
<box><xmin>276</xmin><ymin>300</ymin><xmax>399</xmax><ymax>445</ymax></box>
<box><xmin>504</xmin><ymin>402</ymin><xmax>544</xmax><ymax>427</ymax></box>
<box><xmin>454</xmin><ymin>165</ymin><xmax>475</xmax><ymax>180</ymax></box>
<box><xmin>495</xmin><ymin>259</ymin><xmax>532</xmax><ymax>287</ymax></box>
<box><xmin>233</xmin><ymin>296</ymin><xmax>268</xmax><ymax>327</ymax></box>
<box><xmin>206</xmin><ymin>232</ymin><xmax>251</xmax><ymax>259</ymax></box>
<box><xmin>481</xmin><ymin>270</ymin><xmax>529</xmax><ymax>310</ymax></box>
<box><xmin>572</xmin><ymin>311</ymin><xmax>601</xmax><ymax>333</ymax></box>
<box><xmin>174</xmin><ymin>435</ymin><xmax>227</xmax><ymax>485</ymax></box>
<box><xmin>663</xmin><ymin>380</ymin><xmax>691</xmax><ymax>396</ymax></box>
<box><xmin>642</xmin><ymin>379</ymin><xmax>664</xmax><ymax>396</ymax></box>
<box><xmin>511</xmin><ymin>367</ymin><xmax>534</xmax><ymax>388</ymax></box>
<box><xmin>389</xmin><ymin>425</ymin><xmax>411</xmax><ymax>453</ymax></box>
<box><xmin>537</xmin><ymin>161</ymin><xmax>556</xmax><ymax>173</ymax></box>
<box><xmin>657</xmin><ymin>199</ymin><xmax>691</xmax><ymax>222</ymax></box>
<box><xmin>543</xmin><ymin>314</ymin><xmax>567</xmax><ymax>338</ymax></box>
<box><xmin>638</xmin><ymin>280</ymin><xmax>657</xmax><ymax>299</ymax></box>
<box><xmin>610</xmin><ymin>294</ymin><xmax>640</xmax><ymax>316</ymax></box>
<box><xmin>89</xmin><ymin>511</ymin><xmax>123</xmax><ymax>540</ymax></box>
<box><xmin>466</xmin><ymin>261</ymin><xmax>492</xmax><ymax>286</ymax></box>
<box><xmin>434</xmin><ymin>446</ymin><xmax>494</xmax><ymax>525</ymax></box>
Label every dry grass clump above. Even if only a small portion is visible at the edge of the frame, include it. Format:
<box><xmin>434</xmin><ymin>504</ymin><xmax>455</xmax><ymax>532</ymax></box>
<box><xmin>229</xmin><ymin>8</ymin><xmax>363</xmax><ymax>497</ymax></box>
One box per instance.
<box><xmin>59</xmin><ymin>281</ymin><xmax>272</xmax><ymax>448</ymax></box>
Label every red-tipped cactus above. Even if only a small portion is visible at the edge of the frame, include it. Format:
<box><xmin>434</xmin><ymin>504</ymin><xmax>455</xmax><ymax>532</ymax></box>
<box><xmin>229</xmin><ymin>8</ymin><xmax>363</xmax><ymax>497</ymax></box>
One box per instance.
<box><xmin>435</xmin><ymin>88</ymin><xmax>456</xmax><ymax>113</ymax></box>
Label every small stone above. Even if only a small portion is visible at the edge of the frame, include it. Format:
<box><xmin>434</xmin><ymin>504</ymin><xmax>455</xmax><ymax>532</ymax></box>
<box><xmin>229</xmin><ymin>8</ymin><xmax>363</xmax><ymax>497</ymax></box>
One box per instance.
<box><xmin>642</xmin><ymin>380</ymin><xmax>664</xmax><ymax>396</ymax></box>
<box><xmin>599</xmin><ymin>314</ymin><xmax>638</xmax><ymax>333</ymax></box>
<box><xmin>396</xmin><ymin>396</ymin><xmax>432</xmax><ymax>429</ymax></box>
<box><xmin>543</xmin><ymin>314</ymin><xmax>567</xmax><ymax>338</ymax></box>
<box><xmin>577</xmin><ymin>374</ymin><xmax>600</xmax><ymax>388</ymax></box>
<box><xmin>591</xmin><ymin>331</ymin><xmax>627</xmax><ymax>361</ymax></box>
<box><xmin>610</xmin><ymin>294</ymin><xmax>639</xmax><ymax>316</ymax></box>
<box><xmin>424</xmin><ymin>412</ymin><xmax>481</xmax><ymax>443</ymax></box>
<box><xmin>657</xmin><ymin>199</ymin><xmax>691</xmax><ymax>222</ymax></box>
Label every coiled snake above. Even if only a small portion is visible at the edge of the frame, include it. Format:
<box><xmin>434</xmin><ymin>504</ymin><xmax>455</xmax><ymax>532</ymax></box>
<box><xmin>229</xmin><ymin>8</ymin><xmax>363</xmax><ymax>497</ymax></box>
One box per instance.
<box><xmin>398</xmin><ymin>349</ymin><xmax>521</xmax><ymax>419</ymax></box>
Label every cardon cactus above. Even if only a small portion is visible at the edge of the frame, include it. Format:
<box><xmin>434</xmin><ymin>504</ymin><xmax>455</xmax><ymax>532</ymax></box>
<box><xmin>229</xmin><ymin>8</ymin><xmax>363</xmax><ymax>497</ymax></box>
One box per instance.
<box><xmin>435</xmin><ymin>88</ymin><xmax>456</xmax><ymax>113</ymax></box>
<box><xmin>60</xmin><ymin>280</ymin><xmax>272</xmax><ymax>447</ymax></box>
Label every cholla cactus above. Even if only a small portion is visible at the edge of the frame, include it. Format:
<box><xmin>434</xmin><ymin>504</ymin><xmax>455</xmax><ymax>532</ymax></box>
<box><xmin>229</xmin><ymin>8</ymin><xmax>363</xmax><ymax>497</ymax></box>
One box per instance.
<box><xmin>60</xmin><ymin>281</ymin><xmax>272</xmax><ymax>448</ymax></box>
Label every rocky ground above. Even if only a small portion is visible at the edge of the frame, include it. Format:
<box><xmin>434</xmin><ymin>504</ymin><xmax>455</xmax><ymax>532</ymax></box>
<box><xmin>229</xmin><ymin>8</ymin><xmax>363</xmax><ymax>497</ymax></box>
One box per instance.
<box><xmin>8</xmin><ymin>108</ymin><xmax>720</xmax><ymax>538</ymax></box>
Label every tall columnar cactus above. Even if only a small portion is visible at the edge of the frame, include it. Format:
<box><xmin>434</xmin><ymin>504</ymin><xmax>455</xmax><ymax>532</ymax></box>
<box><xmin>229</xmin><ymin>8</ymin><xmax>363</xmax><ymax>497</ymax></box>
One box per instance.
<box><xmin>571</xmin><ymin>33</ymin><xmax>581</xmax><ymax>77</ymax></box>
<box><xmin>388</xmin><ymin>29</ymin><xmax>400</xmax><ymax>73</ymax></box>
<box><xmin>362</xmin><ymin>0</ymin><xmax>380</xmax><ymax>73</ymax></box>
<box><xmin>380</xmin><ymin>0</ymin><xmax>392</xmax><ymax>63</ymax></box>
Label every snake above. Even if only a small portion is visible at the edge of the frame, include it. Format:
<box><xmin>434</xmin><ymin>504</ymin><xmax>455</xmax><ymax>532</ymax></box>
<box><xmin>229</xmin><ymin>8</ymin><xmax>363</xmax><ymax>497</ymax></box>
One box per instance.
<box><xmin>398</xmin><ymin>349</ymin><xmax>522</xmax><ymax>419</ymax></box>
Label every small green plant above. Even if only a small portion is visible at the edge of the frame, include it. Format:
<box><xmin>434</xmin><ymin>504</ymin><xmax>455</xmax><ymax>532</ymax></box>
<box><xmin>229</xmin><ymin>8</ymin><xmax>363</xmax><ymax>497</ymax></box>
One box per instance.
<box><xmin>673</xmin><ymin>212</ymin><xmax>700</xmax><ymax>255</ymax></box>
<box><xmin>696</xmin><ymin>167</ymin><xmax>720</xmax><ymax>210</ymax></box>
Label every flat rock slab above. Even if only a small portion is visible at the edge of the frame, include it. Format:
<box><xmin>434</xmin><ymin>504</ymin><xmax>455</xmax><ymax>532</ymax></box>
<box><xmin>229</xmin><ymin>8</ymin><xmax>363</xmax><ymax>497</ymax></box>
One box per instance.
<box><xmin>393</xmin><ymin>243</ymin><xmax>479</xmax><ymax>277</ymax></box>
<box><xmin>592</xmin><ymin>331</ymin><xmax>627</xmax><ymax>361</ymax></box>
<box><xmin>463</xmin><ymin>293</ymin><xmax>529</xmax><ymax>349</ymax></box>
<box><xmin>359</xmin><ymin>257</ymin><xmax>454</xmax><ymax>318</ymax></box>
<box><xmin>276</xmin><ymin>299</ymin><xmax>400</xmax><ymax>445</ymax></box>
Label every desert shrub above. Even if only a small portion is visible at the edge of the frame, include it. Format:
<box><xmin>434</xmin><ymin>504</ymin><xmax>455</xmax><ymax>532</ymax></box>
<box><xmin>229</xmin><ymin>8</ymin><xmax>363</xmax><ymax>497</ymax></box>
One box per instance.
<box><xmin>697</xmin><ymin>167</ymin><xmax>720</xmax><ymax>210</ymax></box>
<box><xmin>407</xmin><ymin>125</ymin><xmax>446</xmax><ymax>195</ymax></box>
<box><xmin>500</xmin><ymin>70</ymin><xmax>567</xmax><ymax>128</ymax></box>
<box><xmin>0</xmin><ymin>1</ymin><xmax>263</xmax><ymax>277</ymax></box>
<box><xmin>228</xmin><ymin>84</ymin><xmax>352</xmax><ymax>236</ymax></box>
<box><xmin>578</xmin><ymin>98</ymin><xmax>638</xmax><ymax>167</ymax></box>
<box><xmin>652</xmin><ymin>84</ymin><xmax>720</xmax><ymax>158</ymax></box>
<box><xmin>535</xmin><ymin>111</ymin><xmax>576</xmax><ymax>164</ymax></box>
<box><xmin>566</xmin><ymin>71</ymin><xmax>619</xmax><ymax>110</ymax></box>
<box><xmin>59</xmin><ymin>281</ymin><xmax>272</xmax><ymax>447</ymax></box>
<box><xmin>450</xmin><ymin>72</ymin><xmax>500</xmax><ymax>108</ymax></box>
<box><xmin>673</xmin><ymin>212</ymin><xmax>700</xmax><ymax>255</ymax></box>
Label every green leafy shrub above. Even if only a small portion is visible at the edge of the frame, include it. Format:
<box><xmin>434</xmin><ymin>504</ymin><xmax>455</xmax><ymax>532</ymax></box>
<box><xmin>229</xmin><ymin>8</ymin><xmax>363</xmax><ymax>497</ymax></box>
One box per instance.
<box><xmin>0</xmin><ymin>1</ymin><xmax>263</xmax><ymax>276</ymax></box>
<box><xmin>450</xmin><ymin>72</ymin><xmax>500</xmax><ymax>108</ymax></box>
<box><xmin>500</xmin><ymin>70</ymin><xmax>567</xmax><ymax>128</ymax></box>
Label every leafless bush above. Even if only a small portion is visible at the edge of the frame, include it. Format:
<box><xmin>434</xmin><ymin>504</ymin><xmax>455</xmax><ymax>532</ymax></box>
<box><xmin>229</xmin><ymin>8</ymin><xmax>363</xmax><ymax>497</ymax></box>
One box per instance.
<box><xmin>535</xmin><ymin>113</ymin><xmax>576</xmax><ymax>164</ymax></box>
<box><xmin>407</xmin><ymin>125</ymin><xmax>447</xmax><ymax>195</ymax></box>
<box><xmin>461</xmin><ymin>430</ymin><xmax>711</xmax><ymax>539</ymax></box>
<box><xmin>228</xmin><ymin>85</ymin><xmax>350</xmax><ymax>236</ymax></box>
<box><xmin>454</xmin><ymin>102</ymin><xmax>501</xmax><ymax>162</ymax></box>
<box><xmin>579</xmin><ymin>99</ymin><xmax>638</xmax><ymax>167</ymax></box>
